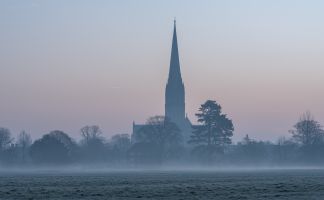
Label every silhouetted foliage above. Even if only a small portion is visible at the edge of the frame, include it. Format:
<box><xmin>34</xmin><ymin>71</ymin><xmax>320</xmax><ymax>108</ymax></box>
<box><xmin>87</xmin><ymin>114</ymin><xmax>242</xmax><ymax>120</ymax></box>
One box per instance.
<box><xmin>289</xmin><ymin>112</ymin><xmax>324</xmax><ymax>146</ymax></box>
<box><xmin>16</xmin><ymin>131</ymin><xmax>32</xmax><ymax>164</ymax></box>
<box><xmin>80</xmin><ymin>125</ymin><xmax>103</xmax><ymax>145</ymax></box>
<box><xmin>232</xmin><ymin>135</ymin><xmax>272</xmax><ymax>165</ymax></box>
<box><xmin>2</xmin><ymin>109</ymin><xmax>324</xmax><ymax>167</ymax></box>
<box><xmin>79</xmin><ymin>125</ymin><xmax>107</xmax><ymax>162</ymax></box>
<box><xmin>131</xmin><ymin>116</ymin><xmax>183</xmax><ymax>164</ymax></box>
<box><xmin>30</xmin><ymin>130</ymin><xmax>76</xmax><ymax>165</ymax></box>
<box><xmin>0</xmin><ymin>128</ymin><xmax>14</xmax><ymax>165</ymax></box>
<box><xmin>0</xmin><ymin>127</ymin><xmax>13</xmax><ymax>151</ymax></box>
<box><xmin>288</xmin><ymin>112</ymin><xmax>324</xmax><ymax>164</ymax></box>
<box><xmin>110</xmin><ymin>134</ymin><xmax>131</xmax><ymax>163</ymax></box>
<box><xmin>274</xmin><ymin>137</ymin><xmax>298</xmax><ymax>164</ymax></box>
<box><xmin>189</xmin><ymin>100</ymin><xmax>234</xmax><ymax>163</ymax></box>
<box><xmin>128</xmin><ymin>142</ymin><xmax>161</xmax><ymax>165</ymax></box>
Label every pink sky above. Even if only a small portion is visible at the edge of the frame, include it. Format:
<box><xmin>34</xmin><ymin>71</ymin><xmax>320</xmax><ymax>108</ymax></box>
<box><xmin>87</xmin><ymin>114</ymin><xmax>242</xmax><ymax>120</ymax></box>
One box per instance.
<box><xmin>1</xmin><ymin>1</ymin><xmax>324</xmax><ymax>142</ymax></box>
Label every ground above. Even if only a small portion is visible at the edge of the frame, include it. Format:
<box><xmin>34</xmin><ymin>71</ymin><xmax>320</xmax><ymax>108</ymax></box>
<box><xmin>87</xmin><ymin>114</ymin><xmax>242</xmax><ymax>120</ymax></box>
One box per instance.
<box><xmin>0</xmin><ymin>169</ymin><xmax>323</xmax><ymax>200</ymax></box>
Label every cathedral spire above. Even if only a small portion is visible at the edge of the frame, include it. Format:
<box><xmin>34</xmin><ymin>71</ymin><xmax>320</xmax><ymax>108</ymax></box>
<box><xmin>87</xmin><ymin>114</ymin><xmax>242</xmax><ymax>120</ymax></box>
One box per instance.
<box><xmin>165</xmin><ymin>20</ymin><xmax>185</xmax><ymax>125</ymax></box>
<box><xmin>167</xmin><ymin>19</ymin><xmax>182</xmax><ymax>84</ymax></box>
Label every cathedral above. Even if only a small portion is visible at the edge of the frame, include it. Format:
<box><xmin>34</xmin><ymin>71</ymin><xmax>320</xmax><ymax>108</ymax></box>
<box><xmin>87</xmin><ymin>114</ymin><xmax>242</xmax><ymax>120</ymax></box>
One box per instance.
<box><xmin>132</xmin><ymin>21</ymin><xmax>193</xmax><ymax>142</ymax></box>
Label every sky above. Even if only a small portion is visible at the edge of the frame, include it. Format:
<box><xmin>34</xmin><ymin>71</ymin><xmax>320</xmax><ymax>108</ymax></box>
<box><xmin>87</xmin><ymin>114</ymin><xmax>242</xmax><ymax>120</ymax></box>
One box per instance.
<box><xmin>1</xmin><ymin>0</ymin><xmax>324</xmax><ymax>142</ymax></box>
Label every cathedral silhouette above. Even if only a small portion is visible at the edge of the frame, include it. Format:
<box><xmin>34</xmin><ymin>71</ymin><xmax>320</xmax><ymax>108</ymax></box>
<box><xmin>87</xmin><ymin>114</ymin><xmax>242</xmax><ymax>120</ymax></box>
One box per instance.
<box><xmin>132</xmin><ymin>21</ymin><xmax>193</xmax><ymax>142</ymax></box>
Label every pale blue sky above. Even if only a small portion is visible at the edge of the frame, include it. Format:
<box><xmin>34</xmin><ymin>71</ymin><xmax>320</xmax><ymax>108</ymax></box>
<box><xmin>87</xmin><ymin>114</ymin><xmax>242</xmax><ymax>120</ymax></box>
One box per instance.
<box><xmin>1</xmin><ymin>0</ymin><xmax>324</xmax><ymax>141</ymax></box>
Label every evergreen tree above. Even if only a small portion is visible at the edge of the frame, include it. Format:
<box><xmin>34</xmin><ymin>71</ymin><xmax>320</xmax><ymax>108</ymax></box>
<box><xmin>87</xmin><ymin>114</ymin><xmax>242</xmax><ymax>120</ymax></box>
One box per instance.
<box><xmin>189</xmin><ymin>100</ymin><xmax>234</xmax><ymax>160</ymax></box>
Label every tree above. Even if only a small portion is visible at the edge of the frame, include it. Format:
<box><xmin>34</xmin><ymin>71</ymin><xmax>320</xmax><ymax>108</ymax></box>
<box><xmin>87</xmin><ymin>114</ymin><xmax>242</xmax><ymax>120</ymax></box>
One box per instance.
<box><xmin>80</xmin><ymin>125</ymin><xmax>104</xmax><ymax>145</ymax></box>
<box><xmin>30</xmin><ymin>130</ymin><xmax>76</xmax><ymax>164</ymax></box>
<box><xmin>289</xmin><ymin>112</ymin><xmax>324</xmax><ymax>146</ymax></box>
<box><xmin>132</xmin><ymin>116</ymin><xmax>183</xmax><ymax>163</ymax></box>
<box><xmin>17</xmin><ymin>130</ymin><xmax>32</xmax><ymax>163</ymax></box>
<box><xmin>0</xmin><ymin>128</ymin><xmax>16</xmax><ymax>165</ymax></box>
<box><xmin>275</xmin><ymin>137</ymin><xmax>298</xmax><ymax>164</ymax></box>
<box><xmin>242</xmin><ymin>134</ymin><xmax>252</xmax><ymax>145</ymax></box>
<box><xmin>0</xmin><ymin>127</ymin><xmax>13</xmax><ymax>151</ymax></box>
<box><xmin>79</xmin><ymin>125</ymin><xmax>107</xmax><ymax>162</ymax></box>
<box><xmin>289</xmin><ymin>112</ymin><xmax>324</xmax><ymax>163</ymax></box>
<box><xmin>189</xmin><ymin>100</ymin><xmax>234</xmax><ymax>160</ymax></box>
<box><xmin>234</xmin><ymin>135</ymin><xmax>271</xmax><ymax>165</ymax></box>
<box><xmin>111</xmin><ymin>134</ymin><xmax>131</xmax><ymax>153</ymax></box>
<box><xmin>110</xmin><ymin>134</ymin><xmax>131</xmax><ymax>163</ymax></box>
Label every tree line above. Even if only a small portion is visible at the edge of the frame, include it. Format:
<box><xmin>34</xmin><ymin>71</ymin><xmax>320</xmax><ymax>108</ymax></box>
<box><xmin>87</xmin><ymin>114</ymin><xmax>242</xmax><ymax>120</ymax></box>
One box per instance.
<box><xmin>1</xmin><ymin>100</ymin><xmax>324</xmax><ymax>167</ymax></box>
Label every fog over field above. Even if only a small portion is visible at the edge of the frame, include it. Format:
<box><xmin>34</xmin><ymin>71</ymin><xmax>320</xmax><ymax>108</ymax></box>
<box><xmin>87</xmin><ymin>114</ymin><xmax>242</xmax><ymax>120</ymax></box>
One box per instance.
<box><xmin>1</xmin><ymin>112</ymin><xmax>324</xmax><ymax>170</ymax></box>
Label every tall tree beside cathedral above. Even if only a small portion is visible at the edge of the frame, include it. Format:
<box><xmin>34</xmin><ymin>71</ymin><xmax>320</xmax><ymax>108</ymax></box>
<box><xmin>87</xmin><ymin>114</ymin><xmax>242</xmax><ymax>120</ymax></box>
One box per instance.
<box><xmin>189</xmin><ymin>100</ymin><xmax>234</xmax><ymax>158</ymax></box>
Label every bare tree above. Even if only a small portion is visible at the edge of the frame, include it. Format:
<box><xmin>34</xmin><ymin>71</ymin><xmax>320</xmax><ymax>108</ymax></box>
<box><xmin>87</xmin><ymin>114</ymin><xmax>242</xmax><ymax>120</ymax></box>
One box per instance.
<box><xmin>79</xmin><ymin>125</ymin><xmax>106</xmax><ymax>162</ymax></box>
<box><xmin>80</xmin><ymin>125</ymin><xmax>103</xmax><ymax>145</ymax></box>
<box><xmin>289</xmin><ymin>112</ymin><xmax>324</xmax><ymax>146</ymax></box>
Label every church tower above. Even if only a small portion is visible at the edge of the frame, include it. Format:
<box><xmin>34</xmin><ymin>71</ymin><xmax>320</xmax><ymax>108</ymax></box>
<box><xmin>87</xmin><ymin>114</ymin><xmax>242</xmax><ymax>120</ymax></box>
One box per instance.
<box><xmin>165</xmin><ymin>20</ymin><xmax>186</xmax><ymax>126</ymax></box>
<box><xmin>132</xmin><ymin>20</ymin><xmax>192</xmax><ymax>143</ymax></box>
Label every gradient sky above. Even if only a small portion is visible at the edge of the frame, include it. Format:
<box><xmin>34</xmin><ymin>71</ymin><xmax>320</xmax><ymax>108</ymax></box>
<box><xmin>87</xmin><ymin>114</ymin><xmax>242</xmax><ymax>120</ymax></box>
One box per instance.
<box><xmin>1</xmin><ymin>0</ymin><xmax>324</xmax><ymax>142</ymax></box>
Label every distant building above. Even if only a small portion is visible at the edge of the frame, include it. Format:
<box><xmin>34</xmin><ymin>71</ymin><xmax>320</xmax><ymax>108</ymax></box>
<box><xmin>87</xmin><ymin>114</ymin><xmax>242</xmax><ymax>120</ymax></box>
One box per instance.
<box><xmin>132</xmin><ymin>21</ymin><xmax>193</xmax><ymax>143</ymax></box>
